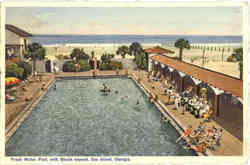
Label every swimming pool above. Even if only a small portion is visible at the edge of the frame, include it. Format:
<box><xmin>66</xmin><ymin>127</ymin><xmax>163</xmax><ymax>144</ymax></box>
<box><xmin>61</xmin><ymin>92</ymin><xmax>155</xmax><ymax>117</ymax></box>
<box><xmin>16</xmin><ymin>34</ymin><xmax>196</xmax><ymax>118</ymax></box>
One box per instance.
<box><xmin>6</xmin><ymin>77</ymin><xmax>196</xmax><ymax>156</ymax></box>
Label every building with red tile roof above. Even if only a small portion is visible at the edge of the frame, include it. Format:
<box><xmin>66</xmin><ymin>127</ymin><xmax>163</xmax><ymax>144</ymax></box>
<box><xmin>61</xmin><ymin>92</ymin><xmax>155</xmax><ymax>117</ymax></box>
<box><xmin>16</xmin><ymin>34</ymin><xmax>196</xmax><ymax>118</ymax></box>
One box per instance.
<box><xmin>148</xmin><ymin>54</ymin><xmax>243</xmax><ymax>140</ymax></box>
<box><xmin>151</xmin><ymin>55</ymin><xmax>242</xmax><ymax>98</ymax></box>
<box><xmin>145</xmin><ymin>46</ymin><xmax>175</xmax><ymax>55</ymax></box>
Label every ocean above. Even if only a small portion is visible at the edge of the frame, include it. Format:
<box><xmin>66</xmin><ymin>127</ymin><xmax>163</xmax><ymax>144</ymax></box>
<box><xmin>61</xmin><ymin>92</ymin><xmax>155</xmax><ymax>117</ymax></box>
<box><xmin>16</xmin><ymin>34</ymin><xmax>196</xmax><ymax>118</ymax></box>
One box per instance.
<box><xmin>31</xmin><ymin>34</ymin><xmax>242</xmax><ymax>46</ymax></box>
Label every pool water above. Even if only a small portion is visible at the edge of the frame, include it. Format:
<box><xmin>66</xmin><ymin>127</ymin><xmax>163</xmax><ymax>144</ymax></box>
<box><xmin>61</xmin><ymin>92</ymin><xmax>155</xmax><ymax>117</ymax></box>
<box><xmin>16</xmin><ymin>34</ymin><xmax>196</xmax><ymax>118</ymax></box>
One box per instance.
<box><xmin>6</xmin><ymin>78</ymin><xmax>196</xmax><ymax>156</ymax></box>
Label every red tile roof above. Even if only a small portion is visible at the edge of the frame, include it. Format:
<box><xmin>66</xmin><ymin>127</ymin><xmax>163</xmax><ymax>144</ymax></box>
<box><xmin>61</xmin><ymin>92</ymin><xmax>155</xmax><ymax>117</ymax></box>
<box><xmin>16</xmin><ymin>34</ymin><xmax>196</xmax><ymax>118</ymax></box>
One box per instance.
<box><xmin>6</xmin><ymin>24</ymin><xmax>32</xmax><ymax>37</ymax></box>
<box><xmin>151</xmin><ymin>55</ymin><xmax>243</xmax><ymax>98</ymax></box>
<box><xmin>145</xmin><ymin>46</ymin><xmax>175</xmax><ymax>54</ymax></box>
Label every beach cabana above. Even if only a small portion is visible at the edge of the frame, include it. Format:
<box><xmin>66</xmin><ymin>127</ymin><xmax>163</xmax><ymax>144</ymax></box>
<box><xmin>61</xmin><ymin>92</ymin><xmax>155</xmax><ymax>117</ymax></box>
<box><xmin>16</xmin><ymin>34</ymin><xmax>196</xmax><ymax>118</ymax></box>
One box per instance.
<box><xmin>149</xmin><ymin>54</ymin><xmax>243</xmax><ymax>140</ymax></box>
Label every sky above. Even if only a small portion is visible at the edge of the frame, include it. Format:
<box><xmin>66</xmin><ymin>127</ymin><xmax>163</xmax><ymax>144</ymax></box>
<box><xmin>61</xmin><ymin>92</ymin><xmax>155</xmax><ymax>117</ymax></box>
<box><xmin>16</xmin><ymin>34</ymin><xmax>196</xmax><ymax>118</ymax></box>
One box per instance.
<box><xmin>6</xmin><ymin>7</ymin><xmax>242</xmax><ymax>36</ymax></box>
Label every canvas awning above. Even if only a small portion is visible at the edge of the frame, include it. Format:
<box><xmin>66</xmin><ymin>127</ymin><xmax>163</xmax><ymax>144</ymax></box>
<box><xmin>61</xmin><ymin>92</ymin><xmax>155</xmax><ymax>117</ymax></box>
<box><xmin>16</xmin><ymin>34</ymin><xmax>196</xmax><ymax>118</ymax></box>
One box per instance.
<box><xmin>168</xmin><ymin>67</ymin><xmax>174</xmax><ymax>72</ymax></box>
<box><xmin>209</xmin><ymin>85</ymin><xmax>224</xmax><ymax>95</ymax></box>
<box><xmin>190</xmin><ymin>76</ymin><xmax>202</xmax><ymax>85</ymax></box>
<box><xmin>178</xmin><ymin>71</ymin><xmax>186</xmax><ymax>77</ymax></box>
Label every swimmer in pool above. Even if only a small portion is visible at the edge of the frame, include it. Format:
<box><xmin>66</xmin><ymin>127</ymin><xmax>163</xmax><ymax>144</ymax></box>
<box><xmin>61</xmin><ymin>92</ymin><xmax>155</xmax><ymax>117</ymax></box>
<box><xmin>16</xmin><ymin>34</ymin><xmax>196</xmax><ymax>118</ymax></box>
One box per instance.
<box><xmin>136</xmin><ymin>99</ymin><xmax>139</xmax><ymax>105</ymax></box>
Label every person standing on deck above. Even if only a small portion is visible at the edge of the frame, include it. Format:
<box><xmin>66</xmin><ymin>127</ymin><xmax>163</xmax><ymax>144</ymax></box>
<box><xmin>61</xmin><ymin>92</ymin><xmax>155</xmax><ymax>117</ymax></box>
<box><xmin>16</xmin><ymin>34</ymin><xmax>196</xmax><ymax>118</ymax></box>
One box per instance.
<box><xmin>167</xmin><ymin>86</ymin><xmax>173</xmax><ymax>104</ymax></box>
<box><xmin>174</xmin><ymin>93</ymin><xmax>179</xmax><ymax>110</ymax></box>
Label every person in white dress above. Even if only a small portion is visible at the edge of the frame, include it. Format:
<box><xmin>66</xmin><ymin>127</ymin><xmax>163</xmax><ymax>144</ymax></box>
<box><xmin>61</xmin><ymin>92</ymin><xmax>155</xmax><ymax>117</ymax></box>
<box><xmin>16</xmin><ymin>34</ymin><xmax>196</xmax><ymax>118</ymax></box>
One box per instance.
<box><xmin>174</xmin><ymin>93</ymin><xmax>179</xmax><ymax>110</ymax></box>
<box><xmin>199</xmin><ymin>101</ymin><xmax>209</xmax><ymax>118</ymax></box>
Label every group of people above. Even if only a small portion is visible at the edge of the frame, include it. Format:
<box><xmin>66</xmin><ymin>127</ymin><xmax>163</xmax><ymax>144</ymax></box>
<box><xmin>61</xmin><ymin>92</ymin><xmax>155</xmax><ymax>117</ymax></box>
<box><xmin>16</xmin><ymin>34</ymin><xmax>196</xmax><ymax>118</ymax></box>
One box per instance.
<box><xmin>176</xmin><ymin>122</ymin><xmax>223</xmax><ymax>153</ymax></box>
<box><xmin>101</xmin><ymin>83</ymin><xmax>141</xmax><ymax>105</ymax></box>
<box><xmin>149</xmin><ymin>72</ymin><xmax>225</xmax><ymax>154</ymax></box>
<box><xmin>184</xmin><ymin>95</ymin><xmax>212</xmax><ymax>120</ymax></box>
<box><xmin>161</xmin><ymin>80</ymin><xmax>212</xmax><ymax>121</ymax></box>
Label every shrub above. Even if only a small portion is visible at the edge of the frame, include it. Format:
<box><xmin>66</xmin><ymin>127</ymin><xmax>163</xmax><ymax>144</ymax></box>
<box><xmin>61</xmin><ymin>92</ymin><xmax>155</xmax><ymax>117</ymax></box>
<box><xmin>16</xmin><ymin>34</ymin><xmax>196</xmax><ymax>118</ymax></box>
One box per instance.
<box><xmin>110</xmin><ymin>61</ymin><xmax>123</xmax><ymax>70</ymax></box>
<box><xmin>232</xmin><ymin>57</ymin><xmax>237</xmax><ymax>62</ymax></box>
<box><xmin>16</xmin><ymin>61</ymin><xmax>32</xmax><ymax>79</ymax></box>
<box><xmin>63</xmin><ymin>61</ymin><xmax>76</xmax><ymax>72</ymax></box>
<box><xmin>6</xmin><ymin>63</ymin><xmax>24</xmax><ymax>79</ymax></box>
<box><xmin>99</xmin><ymin>61</ymin><xmax>123</xmax><ymax>70</ymax></box>
<box><xmin>100</xmin><ymin>63</ymin><xmax>112</xmax><ymax>70</ymax></box>
<box><xmin>70</xmin><ymin>48</ymin><xmax>89</xmax><ymax>61</ymax></box>
<box><xmin>78</xmin><ymin>60</ymin><xmax>91</xmax><ymax>71</ymax></box>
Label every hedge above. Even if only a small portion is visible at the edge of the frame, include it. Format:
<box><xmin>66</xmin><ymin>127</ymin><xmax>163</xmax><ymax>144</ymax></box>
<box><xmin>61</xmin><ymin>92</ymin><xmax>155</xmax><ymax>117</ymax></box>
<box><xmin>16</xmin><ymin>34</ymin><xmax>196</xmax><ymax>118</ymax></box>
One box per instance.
<box><xmin>62</xmin><ymin>60</ymin><xmax>91</xmax><ymax>72</ymax></box>
<box><xmin>79</xmin><ymin>60</ymin><xmax>91</xmax><ymax>71</ymax></box>
<box><xmin>16</xmin><ymin>61</ymin><xmax>32</xmax><ymax>79</ymax></box>
<box><xmin>99</xmin><ymin>61</ymin><xmax>123</xmax><ymax>70</ymax></box>
<box><xmin>63</xmin><ymin>61</ymin><xmax>77</xmax><ymax>72</ymax></box>
<box><xmin>6</xmin><ymin>63</ymin><xmax>24</xmax><ymax>79</ymax></box>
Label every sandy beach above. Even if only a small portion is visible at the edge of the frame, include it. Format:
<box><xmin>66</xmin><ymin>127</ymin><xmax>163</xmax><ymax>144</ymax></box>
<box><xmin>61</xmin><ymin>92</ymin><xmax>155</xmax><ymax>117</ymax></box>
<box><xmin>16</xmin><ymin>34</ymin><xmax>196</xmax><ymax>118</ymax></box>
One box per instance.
<box><xmin>44</xmin><ymin>43</ymin><xmax>241</xmax><ymax>78</ymax></box>
<box><xmin>162</xmin><ymin>44</ymin><xmax>241</xmax><ymax>78</ymax></box>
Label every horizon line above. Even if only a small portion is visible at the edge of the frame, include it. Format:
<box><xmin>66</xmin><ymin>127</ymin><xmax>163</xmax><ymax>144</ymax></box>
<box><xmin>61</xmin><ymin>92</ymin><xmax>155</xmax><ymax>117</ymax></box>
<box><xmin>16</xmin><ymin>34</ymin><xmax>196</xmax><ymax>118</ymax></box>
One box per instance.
<box><xmin>32</xmin><ymin>33</ymin><xmax>242</xmax><ymax>37</ymax></box>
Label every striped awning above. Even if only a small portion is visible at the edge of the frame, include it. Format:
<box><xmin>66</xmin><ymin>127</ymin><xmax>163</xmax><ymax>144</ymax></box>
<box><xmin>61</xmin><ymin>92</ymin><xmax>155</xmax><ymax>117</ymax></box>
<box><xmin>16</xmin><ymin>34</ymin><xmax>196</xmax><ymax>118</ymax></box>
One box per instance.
<box><xmin>209</xmin><ymin>85</ymin><xmax>224</xmax><ymax>95</ymax></box>
<box><xmin>178</xmin><ymin>71</ymin><xmax>186</xmax><ymax>77</ymax></box>
<box><xmin>168</xmin><ymin>67</ymin><xmax>174</xmax><ymax>72</ymax></box>
<box><xmin>190</xmin><ymin>76</ymin><xmax>202</xmax><ymax>85</ymax></box>
<box><xmin>237</xmin><ymin>97</ymin><xmax>243</xmax><ymax>104</ymax></box>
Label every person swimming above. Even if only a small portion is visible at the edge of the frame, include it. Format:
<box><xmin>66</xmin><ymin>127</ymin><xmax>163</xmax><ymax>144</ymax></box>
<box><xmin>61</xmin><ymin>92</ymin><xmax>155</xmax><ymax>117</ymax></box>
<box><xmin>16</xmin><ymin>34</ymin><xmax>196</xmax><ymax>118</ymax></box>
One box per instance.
<box><xmin>136</xmin><ymin>99</ymin><xmax>139</xmax><ymax>105</ymax></box>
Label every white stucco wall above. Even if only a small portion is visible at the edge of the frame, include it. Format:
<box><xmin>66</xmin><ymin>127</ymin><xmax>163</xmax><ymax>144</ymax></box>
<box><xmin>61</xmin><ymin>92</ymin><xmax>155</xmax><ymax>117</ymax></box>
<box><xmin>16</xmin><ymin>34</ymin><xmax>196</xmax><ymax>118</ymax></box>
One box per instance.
<box><xmin>6</xmin><ymin>29</ymin><xmax>21</xmax><ymax>45</ymax></box>
<box><xmin>6</xmin><ymin>29</ymin><xmax>30</xmax><ymax>58</ymax></box>
<box><xmin>148</xmin><ymin>58</ymin><xmax>152</xmax><ymax>72</ymax></box>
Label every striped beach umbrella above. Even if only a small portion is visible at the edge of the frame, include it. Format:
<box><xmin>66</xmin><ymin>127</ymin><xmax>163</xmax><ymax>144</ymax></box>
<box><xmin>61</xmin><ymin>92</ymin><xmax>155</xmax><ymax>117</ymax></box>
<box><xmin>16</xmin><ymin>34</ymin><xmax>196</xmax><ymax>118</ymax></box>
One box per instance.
<box><xmin>5</xmin><ymin>77</ymin><xmax>21</xmax><ymax>86</ymax></box>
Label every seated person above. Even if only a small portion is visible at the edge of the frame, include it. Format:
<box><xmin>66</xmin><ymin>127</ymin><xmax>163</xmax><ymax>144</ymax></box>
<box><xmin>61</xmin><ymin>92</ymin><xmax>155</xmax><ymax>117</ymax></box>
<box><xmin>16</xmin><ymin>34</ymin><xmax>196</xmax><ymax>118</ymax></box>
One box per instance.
<box><xmin>191</xmin><ymin>142</ymin><xmax>207</xmax><ymax>153</ymax></box>
<box><xmin>176</xmin><ymin>125</ymin><xmax>193</xmax><ymax>143</ymax></box>
<box><xmin>190</xmin><ymin>130</ymin><xmax>200</xmax><ymax>144</ymax></box>
<box><xmin>22</xmin><ymin>86</ymin><xmax>28</xmax><ymax>91</ymax></box>
<box><xmin>204</xmin><ymin>136</ymin><xmax>216</xmax><ymax>150</ymax></box>
<box><xmin>206</xmin><ymin>126</ymin><xmax>216</xmax><ymax>137</ymax></box>
<box><xmin>203</xmin><ymin>108</ymin><xmax>213</xmax><ymax>122</ymax></box>
<box><xmin>6</xmin><ymin>93</ymin><xmax>16</xmax><ymax>101</ymax></box>
<box><xmin>25</xmin><ymin>96</ymin><xmax>33</xmax><ymax>101</ymax></box>
<box><xmin>196</xmin><ymin>122</ymin><xmax>205</xmax><ymax>134</ymax></box>
<box><xmin>214</xmin><ymin>128</ymin><xmax>223</xmax><ymax>146</ymax></box>
<box><xmin>41</xmin><ymin>82</ymin><xmax>46</xmax><ymax>91</ymax></box>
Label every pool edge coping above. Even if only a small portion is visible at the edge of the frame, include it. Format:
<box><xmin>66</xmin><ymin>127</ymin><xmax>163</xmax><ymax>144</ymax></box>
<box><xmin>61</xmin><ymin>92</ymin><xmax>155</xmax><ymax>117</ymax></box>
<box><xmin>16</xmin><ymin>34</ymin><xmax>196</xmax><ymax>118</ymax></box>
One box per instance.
<box><xmin>130</xmin><ymin>73</ymin><xmax>213</xmax><ymax>156</ymax></box>
<box><xmin>5</xmin><ymin>74</ymin><xmax>211</xmax><ymax>156</ymax></box>
<box><xmin>5</xmin><ymin>77</ymin><xmax>56</xmax><ymax>144</ymax></box>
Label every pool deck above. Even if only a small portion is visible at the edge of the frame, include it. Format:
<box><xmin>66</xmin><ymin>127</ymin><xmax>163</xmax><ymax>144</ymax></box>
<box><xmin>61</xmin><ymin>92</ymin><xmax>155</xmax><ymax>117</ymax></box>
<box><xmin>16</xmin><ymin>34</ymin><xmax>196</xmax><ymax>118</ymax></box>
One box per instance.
<box><xmin>5</xmin><ymin>70</ymin><xmax>243</xmax><ymax>156</ymax></box>
<box><xmin>131</xmin><ymin>70</ymin><xmax>243</xmax><ymax>156</ymax></box>
<box><xmin>5</xmin><ymin>75</ymin><xmax>56</xmax><ymax>143</ymax></box>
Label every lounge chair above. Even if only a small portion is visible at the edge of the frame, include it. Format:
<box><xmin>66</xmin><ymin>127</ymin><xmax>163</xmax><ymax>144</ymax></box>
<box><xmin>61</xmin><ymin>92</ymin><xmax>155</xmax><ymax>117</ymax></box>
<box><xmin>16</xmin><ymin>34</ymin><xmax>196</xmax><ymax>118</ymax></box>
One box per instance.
<box><xmin>6</xmin><ymin>94</ymin><xmax>16</xmax><ymax>103</ymax></box>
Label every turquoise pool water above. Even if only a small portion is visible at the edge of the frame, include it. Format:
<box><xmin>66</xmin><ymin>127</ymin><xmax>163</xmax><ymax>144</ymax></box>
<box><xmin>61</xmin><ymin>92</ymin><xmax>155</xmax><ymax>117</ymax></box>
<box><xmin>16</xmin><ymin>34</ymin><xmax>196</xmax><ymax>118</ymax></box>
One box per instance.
<box><xmin>6</xmin><ymin>78</ymin><xmax>196</xmax><ymax>156</ymax></box>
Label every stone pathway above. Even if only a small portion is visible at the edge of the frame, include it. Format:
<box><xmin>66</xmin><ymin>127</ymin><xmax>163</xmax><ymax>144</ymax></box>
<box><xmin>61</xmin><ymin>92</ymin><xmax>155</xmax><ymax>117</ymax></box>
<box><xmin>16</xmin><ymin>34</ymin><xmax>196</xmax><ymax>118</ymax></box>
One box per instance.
<box><xmin>5</xmin><ymin>74</ymin><xmax>54</xmax><ymax>128</ymax></box>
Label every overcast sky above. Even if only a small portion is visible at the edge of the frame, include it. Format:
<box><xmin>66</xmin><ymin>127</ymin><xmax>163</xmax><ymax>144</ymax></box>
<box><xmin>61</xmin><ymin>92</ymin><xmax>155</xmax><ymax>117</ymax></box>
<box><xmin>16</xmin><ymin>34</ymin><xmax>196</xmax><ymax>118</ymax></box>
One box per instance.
<box><xmin>6</xmin><ymin>7</ymin><xmax>242</xmax><ymax>36</ymax></box>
